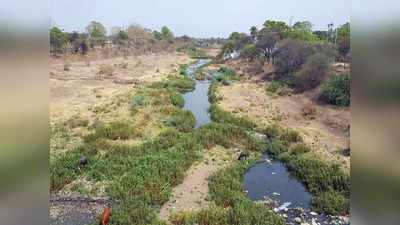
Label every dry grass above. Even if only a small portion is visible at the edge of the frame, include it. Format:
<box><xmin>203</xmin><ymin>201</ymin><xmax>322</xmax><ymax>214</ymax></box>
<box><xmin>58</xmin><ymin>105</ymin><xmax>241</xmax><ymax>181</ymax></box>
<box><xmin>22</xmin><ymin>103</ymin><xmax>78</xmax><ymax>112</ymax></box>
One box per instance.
<box><xmin>217</xmin><ymin>80</ymin><xmax>350</xmax><ymax>170</ymax></box>
<box><xmin>50</xmin><ymin>52</ymin><xmax>195</xmax><ymax>160</ymax></box>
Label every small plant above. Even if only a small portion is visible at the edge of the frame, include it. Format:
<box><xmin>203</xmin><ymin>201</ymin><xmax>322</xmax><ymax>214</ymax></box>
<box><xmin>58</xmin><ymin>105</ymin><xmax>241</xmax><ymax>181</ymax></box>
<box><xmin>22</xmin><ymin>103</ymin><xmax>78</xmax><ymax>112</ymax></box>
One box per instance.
<box><xmin>289</xmin><ymin>143</ymin><xmax>311</xmax><ymax>155</ymax></box>
<box><xmin>130</xmin><ymin>95</ymin><xmax>150</xmax><ymax>109</ymax></box>
<box><xmin>266</xmin><ymin>81</ymin><xmax>284</xmax><ymax>93</ymax></box>
<box><xmin>65</xmin><ymin>115</ymin><xmax>89</xmax><ymax>128</ymax></box>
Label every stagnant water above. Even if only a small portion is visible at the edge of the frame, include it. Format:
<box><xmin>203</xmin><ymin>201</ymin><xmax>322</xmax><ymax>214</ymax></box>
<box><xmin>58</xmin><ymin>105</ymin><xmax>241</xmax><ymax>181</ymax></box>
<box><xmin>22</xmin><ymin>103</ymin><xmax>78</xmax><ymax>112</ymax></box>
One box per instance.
<box><xmin>243</xmin><ymin>151</ymin><xmax>312</xmax><ymax>210</ymax></box>
<box><xmin>182</xmin><ymin>59</ymin><xmax>213</xmax><ymax>128</ymax></box>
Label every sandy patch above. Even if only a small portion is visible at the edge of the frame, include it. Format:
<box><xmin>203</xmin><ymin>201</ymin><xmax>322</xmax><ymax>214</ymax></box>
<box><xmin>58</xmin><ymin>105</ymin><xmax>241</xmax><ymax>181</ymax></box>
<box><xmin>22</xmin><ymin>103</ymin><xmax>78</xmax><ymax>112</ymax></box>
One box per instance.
<box><xmin>159</xmin><ymin>146</ymin><xmax>236</xmax><ymax>220</ymax></box>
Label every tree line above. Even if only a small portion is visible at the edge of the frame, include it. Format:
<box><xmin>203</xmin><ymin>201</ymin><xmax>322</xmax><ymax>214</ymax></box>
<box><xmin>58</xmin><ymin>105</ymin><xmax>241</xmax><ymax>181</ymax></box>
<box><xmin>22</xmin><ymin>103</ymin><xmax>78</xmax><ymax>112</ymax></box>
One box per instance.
<box><xmin>50</xmin><ymin>21</ymin><xmax>178</xmax><ymax>55</ymax></box>
<box><xmin>220</xmin><ymin>20</ymin><xmax>350</xmax><ymax>95</ymax></box>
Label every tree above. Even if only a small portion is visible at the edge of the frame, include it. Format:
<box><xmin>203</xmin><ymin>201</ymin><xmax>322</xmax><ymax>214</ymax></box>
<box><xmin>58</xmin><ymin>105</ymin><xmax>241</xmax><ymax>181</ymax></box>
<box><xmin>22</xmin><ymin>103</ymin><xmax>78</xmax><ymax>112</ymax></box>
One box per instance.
<box><xmin>229</xmin><ymin>32</ymin><xmax>241</xmax><ymax>41</ymax></box>
<box><xmin>293</xmin><ymin>53</ymin><xmax>331</xmax><ymax>92</ymax></box>
<box><xmin>287</xmin><ymin>29</ymin><xmax>319</xmax><ymax>42</ymax></box>
<box><xmin>86</xmin><ymin>21</ymin><xmax>107</xmax><ymax>38</ymax></box>
<box><xmin>153</xmin><ymin>31</ymin><xmax>162</xmax><ymax>40</ymax></box>
<box><xmin>161</xmin><ymin>26</ymin><xmax>174</xmax><ymax>40</ymax></box>
<box><xmin>86</xmin><ymin>21</ymin><xmax>107</xmax><ymax>47</ymax></box>
<box><xmin>222</xmin><ymin>40</ymin><xmax>235</xmax><ymax>54</ymax></box>
<box><xmin>292</xmin><ymin>21</ymin><xmax>313</xmax><ymax>33</ymax></box>
<box><xmin>337</xmin><ymin>23</ymin><xmax>350</xmax><ymax>62</ymax></box>
<box><xmin>273</xmin><ymin>39</ymin><xmax>313</xmax><ymax>75</ymax></box>
<box><xmin>263</xmin><ymin>20</ymin><xmax>289</xmax><ymax>39</ymax></box>
<box><xmin>313</xmin><ymin>31</ymin><xmax>329</xmax><ymax>41</ymax></box>
<box><xmin>127</xmin><ymin>23</ymin><xmax>153</xmax><ymax>41</ymax></box>
<box><xmin>256</xmin><ymin>28</ymin><xmax>280</xmax><ymax>63</ymax></box>
<box><xmin>241</xmin><ymin>44</ymin><xmax>259</xmax><ymax>61</ymax></box>
<box><xmin>250</xmin><ymin>26</ymin><xmax>258</xmax><ymax>41</ymax></box>
<box><xmin>50</xmin><ymin>27</ymin><xmax>68</xmax><ymax>53</ymax></box>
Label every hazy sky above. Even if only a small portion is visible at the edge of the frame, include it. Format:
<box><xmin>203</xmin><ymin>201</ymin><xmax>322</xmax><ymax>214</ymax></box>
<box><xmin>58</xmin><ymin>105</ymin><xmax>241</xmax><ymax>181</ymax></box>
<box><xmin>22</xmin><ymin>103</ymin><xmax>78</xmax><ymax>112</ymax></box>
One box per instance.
<box><xmin>51</xmin><ymin>0</ymin><xmax>351</xmax><ymax>38</ymax></box>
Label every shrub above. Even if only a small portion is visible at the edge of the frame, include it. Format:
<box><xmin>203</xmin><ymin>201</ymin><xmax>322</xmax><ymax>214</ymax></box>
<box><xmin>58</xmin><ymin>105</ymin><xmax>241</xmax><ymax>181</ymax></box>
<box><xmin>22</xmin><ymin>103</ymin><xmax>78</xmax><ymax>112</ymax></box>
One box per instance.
<box><xmin>84</xmin><ymin>121</ymin><xmax>140</xmax><ymax>142</ymax></box>
<box><xmin>289</xmin><ymin>143</ymin><xmax>311</xmax><ymax>155</ymax></box>
<box><xmin>312</xmin><ymin>191</ymin><xmax>350</xmax><ymax>215</ymax></box>
<box><xmin>262</xmin><ymin>123</ymin><xmax>282</xmax><ymax>138</ymax></box>
<box><xmin>168</xmin><ymin>76</ymin><xmax>195</xmax><ymax>93</ymax></box>
<box><xmin>209</xmin><ymin>104</ymin><xmax>255</xmax><ymax>130</ymax></box>
<box><xmin>266</xmin><ymin>81</ymin><xmax>284</xmax><ymax>93</ymax></box>
<box><xmin>171</xmin><ymin>92</ymin><xmax>185</xmax><ymax>108</ymax></box>
<box><xmin>218</xmin><ymin>67</ymin><xmax>236</xmax><ymax>78</ymax></box>
<box><xmin>130</xmin><ymin>95</ymin><xmax>150</xmax><ymax>109</ymax></box>
<box><xmin>274</xmin><ymin>39</ymin><xmax>313</xmax><ymax>75</ymax></box>
<box><xmin>279</xmin><ymin>128</ymin><xmax>302</xmax><ymax>146</ymax></box>
<box><xmin>65</xmin><ymin>115</ymin><xmax>89</xmax><ymax>128</ymax></box>
<box><xmin>319</xmin><ymin>73</ymin><xmax>350</xmax><ymax>106</ymax></box>
<box><xmin>293</xmin><ymin>53</ymin><xmax>331</xmax><ymax>92</ymax></box>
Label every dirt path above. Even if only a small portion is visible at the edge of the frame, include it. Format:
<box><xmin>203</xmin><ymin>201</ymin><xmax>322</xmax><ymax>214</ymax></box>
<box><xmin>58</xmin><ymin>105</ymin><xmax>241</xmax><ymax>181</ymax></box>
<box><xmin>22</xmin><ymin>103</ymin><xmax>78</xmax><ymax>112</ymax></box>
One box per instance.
<box><xmin>159</xmin><ymin>154</ymin><xmax>224</xmax><ymax>220</ymax></box>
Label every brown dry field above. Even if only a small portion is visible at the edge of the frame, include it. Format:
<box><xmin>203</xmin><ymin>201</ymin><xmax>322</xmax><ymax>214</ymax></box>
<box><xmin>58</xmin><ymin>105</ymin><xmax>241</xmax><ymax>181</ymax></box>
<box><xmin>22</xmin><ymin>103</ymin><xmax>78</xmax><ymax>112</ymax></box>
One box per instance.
<box><xmin>207</xmin><ymin>59</ymin><xmax>350</xmax><ymax>170</ymax></box>
<box><xmin>50</xmin><ymin>52</ymin><xmax>194</xmax><ymax>125</ymax></box>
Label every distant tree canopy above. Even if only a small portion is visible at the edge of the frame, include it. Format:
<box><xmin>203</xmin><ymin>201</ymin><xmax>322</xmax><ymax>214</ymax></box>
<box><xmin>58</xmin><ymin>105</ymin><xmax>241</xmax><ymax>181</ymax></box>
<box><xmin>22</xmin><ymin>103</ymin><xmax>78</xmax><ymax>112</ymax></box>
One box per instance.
<box><xmin>161</xmin><ymin>26</ymin><xmax>174</xmax><ymax>40</ymax></box>
<box><xmin>229</xmin><ymin>32</ymin><xmax>241</xmax><ymax>41</ymax></box>
<box><xmin>337</xmin><ymin>22</ymin><xmax>350</xmax><ymax>60</ymax></box>
<box><xmin>50</xmin><ymin>27</ymin><xmax>68</xmax><ymax>53</ymax></box>
<box><xmin>250</xmin><ymin>26</ymin><xmax>258</xmax><ymax>41</ymax></box>
<box><xmin>313</xmin><ymin>31</ymin><xmax>329</xmax><ymax>41</ymax></box>
<box><xmin>241</xmin><ymin>44</ymin><xmax>259</xmax><ymax>61</ymax></box>
<box><xmin>292</xmin><ymin>21</ymin><xmax>313</xmax><ymax>33</ymax></box>
<box><xmin>86</xmin><ymin>21</ymin><xmax>107</xmax><ymax>38</ymax></box>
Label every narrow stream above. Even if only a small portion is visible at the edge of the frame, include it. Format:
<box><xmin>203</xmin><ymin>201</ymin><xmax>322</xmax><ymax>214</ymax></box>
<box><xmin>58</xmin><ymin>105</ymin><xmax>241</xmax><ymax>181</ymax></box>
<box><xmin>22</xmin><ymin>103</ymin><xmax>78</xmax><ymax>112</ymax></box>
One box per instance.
<box><xmin>182</xmin><ymin>60</ymin><xmax>343</xmax><ymax>224</ymax></box>
<box><xmin>182</xmin><ymin>59</ymin><xmax>213</xmax><ymax>128</ymax></box>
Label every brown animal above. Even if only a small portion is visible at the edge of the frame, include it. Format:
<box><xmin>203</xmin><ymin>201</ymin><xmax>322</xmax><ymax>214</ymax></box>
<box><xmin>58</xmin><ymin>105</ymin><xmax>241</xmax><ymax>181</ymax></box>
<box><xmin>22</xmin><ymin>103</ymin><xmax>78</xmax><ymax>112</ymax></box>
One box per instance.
<box><xmin>99</xmin><ymin>208</ymin><xmax>111</xmax><ymax>225</ymax></box>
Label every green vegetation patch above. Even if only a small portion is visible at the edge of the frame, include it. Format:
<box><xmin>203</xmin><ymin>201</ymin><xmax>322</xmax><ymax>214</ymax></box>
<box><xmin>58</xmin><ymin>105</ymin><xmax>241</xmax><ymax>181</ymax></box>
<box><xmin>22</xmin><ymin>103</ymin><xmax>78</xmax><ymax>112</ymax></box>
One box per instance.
<box><xmin>319</xmin><ymin>73</ymin><xmax>350</xmax><ymax>106</ymax></box>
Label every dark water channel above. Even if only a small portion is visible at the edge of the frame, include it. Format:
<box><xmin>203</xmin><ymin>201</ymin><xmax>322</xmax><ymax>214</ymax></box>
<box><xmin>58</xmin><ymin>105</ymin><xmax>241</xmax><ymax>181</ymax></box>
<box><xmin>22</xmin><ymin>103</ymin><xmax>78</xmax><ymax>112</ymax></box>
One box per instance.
<box><xmin>243</xmin><ymin>151</ymin><xmax>312</xmax><ymax>210</ymax></box>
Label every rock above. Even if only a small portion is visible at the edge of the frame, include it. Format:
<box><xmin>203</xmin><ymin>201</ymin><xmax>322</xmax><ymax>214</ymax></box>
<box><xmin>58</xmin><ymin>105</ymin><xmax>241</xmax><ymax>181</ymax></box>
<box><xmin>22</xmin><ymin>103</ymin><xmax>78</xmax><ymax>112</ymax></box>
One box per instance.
<box><xmin>294</xmin><ymin>217</ymin><xmax>302</xmax><ymax>223</ymax></box>
<box><xmin>255</xmin><ymin>198</ymin><xmax>279</xmax><ymax>209</ymax></box>
<box><xmin>310</xmin><ymin>211</ymin><xmax>318</xmax><ymax>216</ymax></box>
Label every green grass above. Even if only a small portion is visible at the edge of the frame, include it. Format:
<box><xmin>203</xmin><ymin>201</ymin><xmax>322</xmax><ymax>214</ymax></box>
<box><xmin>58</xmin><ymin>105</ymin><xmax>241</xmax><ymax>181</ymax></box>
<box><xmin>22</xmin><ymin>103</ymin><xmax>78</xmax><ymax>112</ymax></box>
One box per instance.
<box><xmin>266</xmin><ymin>81</ymin><xmax>285</xmax><ymax>93</ymax></box>
<box><xmin>164</xmin><ymin>110</ymin><xmax>195</xmax><ymax>132</ymax></box>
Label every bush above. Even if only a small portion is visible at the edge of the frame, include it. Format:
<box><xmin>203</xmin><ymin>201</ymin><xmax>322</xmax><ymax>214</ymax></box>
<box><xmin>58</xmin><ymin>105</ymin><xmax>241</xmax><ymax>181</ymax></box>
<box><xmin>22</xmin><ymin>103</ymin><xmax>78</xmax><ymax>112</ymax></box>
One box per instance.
<box><xmin>289</xmin><ymin>143</ymin><xmax>311</xmax><ymax>155</ymax></box>
<box><xmin>171</xmin><ymin>92</ymin><xmax>185</xmax><ymax>108</ymax></box>
<box><xmin>218</xmin><ymin>67</ymin><xmax>236</xmax><ymax>78</ymax></box>
<box><xmin>293</xmin><ymin>53</ymin><xmax>331</xmax><ymax>92</ymax></box>
<box><xmin>130</xmin><ymin>95</ymin><xmax>150</xmax><ymax>109</ymax></box>
<box><xmin>85</xmin><ymin>121</ymin><xmax>140</xmax><ymax>141</ymax></box>
<box><xmin>312</xmin><ymin>191</ymin><xmax>350</xmax><ymax>215</ymax></box>
<box><xmin>319</xmin><ymin>73</ymin><xmax>350</xmax><ymax>106</ymax></box>
<box><xmin>266</xmin><ymin>81</ymin><xmax>284</xmax><ymax>93</ymax></box>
